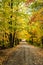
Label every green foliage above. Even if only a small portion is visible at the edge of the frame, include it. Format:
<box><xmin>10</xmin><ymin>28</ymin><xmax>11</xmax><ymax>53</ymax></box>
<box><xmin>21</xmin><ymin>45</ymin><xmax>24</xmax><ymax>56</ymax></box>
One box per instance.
<box><xmin>29</xmin><ymin>1</ymin><xmax>43</xmax><ymax>11</ymax></box>
<box><xmin>0</xmin><ymin>0</ymin><xmax>43</xmax><ymax>48</ymax></box>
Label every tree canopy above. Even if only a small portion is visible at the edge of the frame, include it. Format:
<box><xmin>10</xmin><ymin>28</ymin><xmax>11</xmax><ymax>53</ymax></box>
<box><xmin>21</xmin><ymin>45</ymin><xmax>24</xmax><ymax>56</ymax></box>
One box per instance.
<box><xmin>0</xmin><ymin>0</ymin><xmax>43</xmax><ymax>48</ymax></box>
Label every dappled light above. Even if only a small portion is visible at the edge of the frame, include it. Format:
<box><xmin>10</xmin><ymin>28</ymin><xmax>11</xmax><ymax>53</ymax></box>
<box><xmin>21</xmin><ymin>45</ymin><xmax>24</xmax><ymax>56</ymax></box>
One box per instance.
<box><xmin>0</xmin><ymin>0</ymin><xmax>43</xmax><ymax>65</ymax></box>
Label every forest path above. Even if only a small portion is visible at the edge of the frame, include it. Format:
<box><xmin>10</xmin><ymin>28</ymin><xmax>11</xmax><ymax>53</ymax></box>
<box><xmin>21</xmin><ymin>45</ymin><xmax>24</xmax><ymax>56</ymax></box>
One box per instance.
<box><xmin>3</xmin><ymin>41</ymin><xmax>43</xmax><ymax>65</ymax></box>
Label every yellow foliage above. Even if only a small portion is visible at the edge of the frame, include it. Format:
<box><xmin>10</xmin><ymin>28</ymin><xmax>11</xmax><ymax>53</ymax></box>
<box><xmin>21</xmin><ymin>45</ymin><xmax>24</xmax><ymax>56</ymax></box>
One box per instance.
<box><xmin>37</xmin><ymin>0</ymin><xmax>43</xmax><ymax>3</ymax></box>
<box><xmin>4</xmin><ymin>7</ymin><xmax>11</xmax><ymax>14</ymax></box>
<box><xmin>17</xmin><ymin>16</ymin><xmax>23</xmax><ymax>22</ymax></box>
<box><xmin>12</xmin><ymin>15</ymin><xmax>16</xmax><ymax>20</ymax></box>
<box><xmin>13</xmin><ymin>6</ymin><xmax>18</xmax><ymax>12</ymax></box>
<box><xmin>17</xmin><ymin>30</ymin><xmax>30</xmax><ymax>39</ymax></box>
<box><xmin>5</xmin><ymin>30</ymin><xmax>9</xmax><ymax>34</ymax></box>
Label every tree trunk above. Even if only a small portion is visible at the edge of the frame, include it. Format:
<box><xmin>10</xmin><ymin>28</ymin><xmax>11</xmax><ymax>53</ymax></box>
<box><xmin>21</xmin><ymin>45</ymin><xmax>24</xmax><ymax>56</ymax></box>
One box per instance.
<box><xmin>9</xmin><ymin>33</ymin><xmax>14</xmax><ymax>47</ymax></box>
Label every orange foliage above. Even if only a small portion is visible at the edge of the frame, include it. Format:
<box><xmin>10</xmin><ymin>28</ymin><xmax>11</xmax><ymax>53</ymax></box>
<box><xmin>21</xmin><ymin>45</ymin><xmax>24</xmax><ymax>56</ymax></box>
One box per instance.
<box><xmin>30</xmin><ymin>8</ymin><xmax>43</xmax><ymax>23</ymax></box>
<box><xmin>26</xmin><ymin>0</ymin><xmax>34</xmax><ymax>4</ymax></box>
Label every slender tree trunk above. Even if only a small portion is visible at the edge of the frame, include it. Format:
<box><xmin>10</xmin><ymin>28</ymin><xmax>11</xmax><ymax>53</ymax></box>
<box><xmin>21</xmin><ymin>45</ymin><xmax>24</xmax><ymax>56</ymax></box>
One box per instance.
<box><xmin>9</xmin><ymin>33</ymin><xmax>13</xmax><ymax>47</ymax></box>
<box><xmin>9</xmin><ymin>32</ymin><xmax>15</xmax><ymax>47</ymax></box>
<box><xmin>9</xmin><ymin>0</ymin><xmax>13</xmax><ymax>47</ymax></box>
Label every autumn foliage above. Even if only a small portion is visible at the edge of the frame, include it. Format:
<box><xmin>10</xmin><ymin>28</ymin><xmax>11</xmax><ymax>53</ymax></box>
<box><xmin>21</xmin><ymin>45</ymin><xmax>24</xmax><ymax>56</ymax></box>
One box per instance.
<box><xmin>0</xmin><ymin>0</ymin><xmax>43</xmax><ymax>48</ymax></box>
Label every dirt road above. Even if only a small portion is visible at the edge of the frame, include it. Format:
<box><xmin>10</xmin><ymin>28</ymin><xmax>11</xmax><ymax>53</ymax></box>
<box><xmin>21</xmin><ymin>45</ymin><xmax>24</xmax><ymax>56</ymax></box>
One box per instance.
<box><xmin>3</xmin><ymin>42</ymin><xmax>43</xmax><ymax>65</ymax></box>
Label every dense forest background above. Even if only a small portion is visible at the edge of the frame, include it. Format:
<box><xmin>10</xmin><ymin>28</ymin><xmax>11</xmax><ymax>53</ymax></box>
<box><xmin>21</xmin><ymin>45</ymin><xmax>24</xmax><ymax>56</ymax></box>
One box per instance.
<box><xmin>0</xmin><ymin>0</ymin><xmax>43</xmax><ymax>48</ymax></box>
